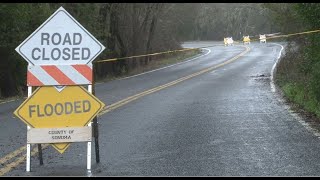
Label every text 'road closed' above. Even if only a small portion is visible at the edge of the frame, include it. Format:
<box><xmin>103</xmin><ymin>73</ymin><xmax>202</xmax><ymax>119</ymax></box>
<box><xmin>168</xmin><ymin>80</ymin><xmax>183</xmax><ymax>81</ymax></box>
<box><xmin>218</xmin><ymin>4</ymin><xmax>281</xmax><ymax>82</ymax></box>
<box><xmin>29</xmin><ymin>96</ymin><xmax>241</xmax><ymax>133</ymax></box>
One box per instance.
<box><xmin>28</xmin><ymin>100</ymin><xmax>91</xmax><ymax>118</ymax></box>
<box><xmin>31</xmin><ymin>33</ymin><xmax>90</xmax><ymax>61</ymax></box>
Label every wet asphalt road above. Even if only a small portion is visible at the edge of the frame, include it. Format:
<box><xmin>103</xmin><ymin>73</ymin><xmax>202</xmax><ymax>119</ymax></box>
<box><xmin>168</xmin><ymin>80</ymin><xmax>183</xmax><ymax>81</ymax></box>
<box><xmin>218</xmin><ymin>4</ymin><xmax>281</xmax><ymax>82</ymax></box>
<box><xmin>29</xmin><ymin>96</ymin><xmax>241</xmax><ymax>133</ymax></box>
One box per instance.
<box><xmin>2</xmin><ymin>41</ymin><xmax>320</xmax><ymax>176</ymax></box>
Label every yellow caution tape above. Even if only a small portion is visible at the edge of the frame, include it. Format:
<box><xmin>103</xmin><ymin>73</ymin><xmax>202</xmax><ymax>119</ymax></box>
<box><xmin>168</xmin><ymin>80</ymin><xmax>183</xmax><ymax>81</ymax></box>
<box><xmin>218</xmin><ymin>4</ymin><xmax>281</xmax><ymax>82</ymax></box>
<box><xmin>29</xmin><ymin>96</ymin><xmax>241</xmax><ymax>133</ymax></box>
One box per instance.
<box><xmin>95</xmin><ymin>45</ymin><xmax>222</xmax><ymax>63</ymax></box>
<box><xmin>95</xmin><ymin>29</ymin><xmax>320</xmax><ymax>63</ymax></box>
<box><xmin>249</xmin><ymin>29</ymin><xmax>320</xmax><ymax>42</ymax></box>
<box><xmin>96</xmin><ymin>48</ymin><xmax>197</xmax><ymax>63</ymax></box>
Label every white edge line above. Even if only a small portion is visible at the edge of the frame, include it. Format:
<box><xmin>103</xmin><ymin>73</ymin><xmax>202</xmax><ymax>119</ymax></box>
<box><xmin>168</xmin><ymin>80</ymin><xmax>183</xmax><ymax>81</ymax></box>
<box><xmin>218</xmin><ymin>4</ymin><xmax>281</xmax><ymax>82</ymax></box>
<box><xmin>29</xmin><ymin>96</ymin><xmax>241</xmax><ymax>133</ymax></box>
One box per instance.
<box><xmin>270</xmin><ymin>43</ymin><xmax>284</xmax><ymax>93</ymax></box>
<box><xmin>0</xmin><ymin>99</ymin><xmax>16</xmax><ymax>105</ymax></box>
<box><xmin>109</xmin><ymin>48</ymin><xmax>212</xmax><ymax>82</ymax></box>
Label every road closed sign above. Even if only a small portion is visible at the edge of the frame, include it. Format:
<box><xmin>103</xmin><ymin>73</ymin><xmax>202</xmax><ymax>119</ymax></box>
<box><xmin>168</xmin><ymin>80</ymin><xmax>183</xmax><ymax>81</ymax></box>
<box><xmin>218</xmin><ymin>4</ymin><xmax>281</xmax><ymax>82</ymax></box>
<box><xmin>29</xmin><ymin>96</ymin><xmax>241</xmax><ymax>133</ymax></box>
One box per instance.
<box><xmin>15</xmin><ymin>7</ymin><xmax>105</xmax><ymax>66</ymax></box>
<box><xmin>13</xmin><ymin>86</ymin><xmax>105</xmax><ymax>153</ymax></box>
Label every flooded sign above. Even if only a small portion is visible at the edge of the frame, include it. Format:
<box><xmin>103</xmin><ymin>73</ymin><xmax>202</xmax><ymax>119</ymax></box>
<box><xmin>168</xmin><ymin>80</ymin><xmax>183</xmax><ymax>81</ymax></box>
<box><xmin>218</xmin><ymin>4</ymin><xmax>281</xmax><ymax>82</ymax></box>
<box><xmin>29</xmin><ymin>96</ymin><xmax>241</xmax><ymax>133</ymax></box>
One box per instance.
<box><xmin>14</xmin><ymin>86</ymin><xmax>105</xmax><ymax>153</ymax></box>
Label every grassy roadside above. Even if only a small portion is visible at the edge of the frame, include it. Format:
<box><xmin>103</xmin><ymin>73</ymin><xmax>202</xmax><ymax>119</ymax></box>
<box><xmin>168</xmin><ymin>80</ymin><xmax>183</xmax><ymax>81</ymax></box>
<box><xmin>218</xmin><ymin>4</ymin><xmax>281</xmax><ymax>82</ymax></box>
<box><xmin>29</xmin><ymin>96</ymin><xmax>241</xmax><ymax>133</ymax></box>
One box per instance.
<box><xmin>275</xmin><ymin>41</ymin><xmax>320</xmax><ymax>119</ymax></box>
<box><xmin>277</xmin><ymin>80</ymin><xmax>320</xmax><ymax>118</ymax></box>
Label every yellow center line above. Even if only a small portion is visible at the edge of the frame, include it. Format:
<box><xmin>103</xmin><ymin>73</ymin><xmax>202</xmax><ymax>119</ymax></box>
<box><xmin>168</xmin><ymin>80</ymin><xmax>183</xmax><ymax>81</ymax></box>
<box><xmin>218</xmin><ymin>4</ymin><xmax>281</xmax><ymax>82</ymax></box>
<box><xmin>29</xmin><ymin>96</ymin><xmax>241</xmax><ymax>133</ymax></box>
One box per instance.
<box><xmin>0</xmin><ymin>144</ymin><xmax>49</xmax><ymax>176</ymax></box>
<box><xmin>0</xmin><ymin>45</ymin><xmax>249</xmax><ymax>176</ymax></box>
<box><xmin>0</xmin><ymin>146</ymin><xmax>27</xmax><ymax>165</ymax></box>
<box><xmin>98</xmin><ymin>45</ymin><xmax>250</xmax><ymax>116</ymax></box>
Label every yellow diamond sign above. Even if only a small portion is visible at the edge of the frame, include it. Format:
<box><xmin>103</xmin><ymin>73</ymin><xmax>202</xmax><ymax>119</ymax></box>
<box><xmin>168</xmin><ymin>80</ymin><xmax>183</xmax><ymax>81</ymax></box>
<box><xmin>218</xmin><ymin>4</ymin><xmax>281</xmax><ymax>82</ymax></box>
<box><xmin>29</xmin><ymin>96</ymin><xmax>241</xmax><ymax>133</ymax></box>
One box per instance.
<box><xmin>14</xmin><ymin>86</ymin><xmax>105</xmax><ymax>153</ymax></box>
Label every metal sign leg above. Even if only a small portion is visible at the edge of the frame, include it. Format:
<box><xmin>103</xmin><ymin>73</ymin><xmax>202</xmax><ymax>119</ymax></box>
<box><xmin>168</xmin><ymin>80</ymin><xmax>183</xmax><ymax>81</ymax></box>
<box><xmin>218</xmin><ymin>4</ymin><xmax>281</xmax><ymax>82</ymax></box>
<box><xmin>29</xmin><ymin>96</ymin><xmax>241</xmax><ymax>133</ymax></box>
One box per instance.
<box><xmin>93</xmin><ymin>117</ymin><xmax>100</xmax><ymax>163</ymax></box>
<box><xmin>87</xmin><ymin>85</ymin><xmax>93</xmax><ymax>172</ymax></box>
<box><xmin>37</xmin><ymin>144</ymin><xmax>43</xmax><ymax>165</ymax></box>
<box><xmin>87</xmin><ymin>122</ymin><xmax>92</xmax><ymax>172</ymax></box>
<box><xmin>26</xmin><ymin>138</ymin><xmax>31</xmax><ymax>172</ymax></box>
<box><xmin>91</xmin><ymin>79</ymin><xmax>100</xmax><ymax>164</ymax></box>
<box><xmin>26</xmin><ymin>86</ymin><xmax>32</xmax><ymax>172</ymax></box>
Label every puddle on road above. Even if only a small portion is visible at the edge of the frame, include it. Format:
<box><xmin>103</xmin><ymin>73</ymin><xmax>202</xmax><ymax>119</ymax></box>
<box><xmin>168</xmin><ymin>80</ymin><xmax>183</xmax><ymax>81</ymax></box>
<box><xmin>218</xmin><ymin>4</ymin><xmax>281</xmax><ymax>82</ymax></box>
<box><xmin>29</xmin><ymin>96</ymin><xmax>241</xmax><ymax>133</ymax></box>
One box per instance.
<box><xmin>249</xmin><ymin>74</ymin><xmax>271</xmax><ymax>81</ymax></box>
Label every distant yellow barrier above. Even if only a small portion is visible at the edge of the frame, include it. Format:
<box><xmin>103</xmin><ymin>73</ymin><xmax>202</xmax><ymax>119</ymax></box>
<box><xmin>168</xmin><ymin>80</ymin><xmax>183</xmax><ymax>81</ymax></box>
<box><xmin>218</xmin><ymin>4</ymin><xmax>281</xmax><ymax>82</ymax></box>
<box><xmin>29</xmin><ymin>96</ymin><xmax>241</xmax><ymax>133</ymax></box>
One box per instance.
<box><xmin>243</xmin><ymin>36</ymin><xmax>250</xmax><ymax>44</ymax></box>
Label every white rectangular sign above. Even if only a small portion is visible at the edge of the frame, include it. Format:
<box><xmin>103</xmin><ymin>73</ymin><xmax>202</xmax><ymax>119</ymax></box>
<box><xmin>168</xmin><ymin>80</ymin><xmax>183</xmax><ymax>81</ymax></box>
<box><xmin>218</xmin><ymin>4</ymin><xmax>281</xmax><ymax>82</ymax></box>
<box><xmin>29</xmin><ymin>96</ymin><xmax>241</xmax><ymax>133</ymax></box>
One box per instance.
<box><xmin>27</xmin><ymin>126</ymin><xmax>92</xmax><ymax>144</ymax></box>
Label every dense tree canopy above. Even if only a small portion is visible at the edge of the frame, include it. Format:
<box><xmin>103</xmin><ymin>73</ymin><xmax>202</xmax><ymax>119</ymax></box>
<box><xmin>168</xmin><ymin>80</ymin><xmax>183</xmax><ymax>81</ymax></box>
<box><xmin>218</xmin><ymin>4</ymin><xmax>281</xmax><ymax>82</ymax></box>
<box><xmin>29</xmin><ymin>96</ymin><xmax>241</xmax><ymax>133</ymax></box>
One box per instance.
<box><xmin>0</xmin><ymin>3</ymin><xmax>318</xmax><ymax>100</ymax></box>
